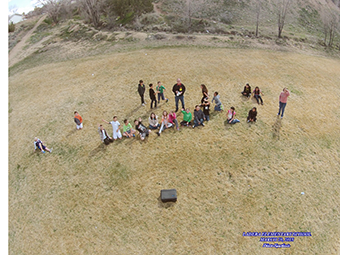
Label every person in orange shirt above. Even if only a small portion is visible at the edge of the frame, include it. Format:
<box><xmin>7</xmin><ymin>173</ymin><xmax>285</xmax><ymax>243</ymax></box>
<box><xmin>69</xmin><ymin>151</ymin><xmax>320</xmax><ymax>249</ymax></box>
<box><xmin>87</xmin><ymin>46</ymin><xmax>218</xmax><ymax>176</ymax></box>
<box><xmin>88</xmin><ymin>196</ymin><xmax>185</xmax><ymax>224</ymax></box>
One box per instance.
<box><xmin>74</xmin><ymin>111</ymin><xmax>83</xmax><ymax>130</ymax></box>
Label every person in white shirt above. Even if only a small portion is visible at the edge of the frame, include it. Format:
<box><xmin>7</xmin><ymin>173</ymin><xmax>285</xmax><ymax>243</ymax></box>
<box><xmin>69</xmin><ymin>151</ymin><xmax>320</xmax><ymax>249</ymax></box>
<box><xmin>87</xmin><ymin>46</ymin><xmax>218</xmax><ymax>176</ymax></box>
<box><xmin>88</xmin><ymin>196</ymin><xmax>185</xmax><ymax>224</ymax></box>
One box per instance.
<box><xmin>102</xmin><ymin>116</ymin><xmax>122</xmax><ymax>140</ymax></box>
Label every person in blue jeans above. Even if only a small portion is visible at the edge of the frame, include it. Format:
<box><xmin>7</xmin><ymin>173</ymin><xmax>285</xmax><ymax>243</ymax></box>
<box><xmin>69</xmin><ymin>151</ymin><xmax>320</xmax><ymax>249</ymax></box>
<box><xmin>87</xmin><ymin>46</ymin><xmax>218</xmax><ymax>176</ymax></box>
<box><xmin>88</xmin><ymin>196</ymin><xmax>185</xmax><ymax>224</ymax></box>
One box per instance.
<box><xmin>227</xmin><ymin>107</ymin><xmax>240</xmax><ymax>124</ymax></box>
<box><xmin>193</xmin><ymin>105</ymin><xmax>205</xmax><ymax>128</ymax></box>
<box><xmin>172</xmin><ymin>78</ymin><xmax>186</xmax><ymax>112</ymax></box>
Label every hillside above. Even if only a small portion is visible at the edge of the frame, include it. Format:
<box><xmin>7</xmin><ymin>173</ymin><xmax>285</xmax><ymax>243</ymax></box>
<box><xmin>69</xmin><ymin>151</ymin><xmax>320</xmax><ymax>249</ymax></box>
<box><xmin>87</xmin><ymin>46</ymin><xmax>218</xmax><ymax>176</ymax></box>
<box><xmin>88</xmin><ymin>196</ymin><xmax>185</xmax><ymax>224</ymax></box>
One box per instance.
<box><xmin>8</xmin><ymin>46</ymin><xmax>340</xmax><ymax>254</ymax></box>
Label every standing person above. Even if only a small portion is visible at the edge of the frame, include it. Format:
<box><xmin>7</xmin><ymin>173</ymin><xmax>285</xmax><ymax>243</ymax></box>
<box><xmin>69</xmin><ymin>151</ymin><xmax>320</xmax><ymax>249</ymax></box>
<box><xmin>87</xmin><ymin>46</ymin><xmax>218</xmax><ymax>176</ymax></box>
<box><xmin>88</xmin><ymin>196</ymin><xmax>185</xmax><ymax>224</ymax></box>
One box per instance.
<box><xmin>200</xmin><ymin>84</ymin><xmax>209</xmax><ymax>104</ymax></box>
<box><xmin>138</xmin><ymin>80</ymin><xmax>146</xmax><ymax>106</ymax></box>
<box><xmin>149</xmin><ymin>113</ymin><xmax>160</xmax><ymax>130</ymax></box>
<box><xmin>156</xmin><ymin>81</ymin><xmax>169</xmax><ymax>104</ymax></box>
<box><xmin>211</xmin><ymin>92</ymin><xmax>223</xmax><ymax>111</ymax></box>
<box><xmin>252</xmin><ymin>86</ymin><xmax>264</xmax><ymax>105</ymax></box>
<box><xmin>134</xmin><ymin>118</ymin><xmax>151</xmax><ymax>141</ymax></box>
<box><xmin>247</xmin><ymin>107</ymin><xmax>257</xmax><ymax>123</ymax></box>
<box><xmin>122</xmin><ymin>119</ymin><xmax>136</xmax><ymax>138</ymax></box>
<box><xmin>202</xmin><ymin>98</ymin><xmax>210</xmax><ymax>121</ymax></box>
<box><xmin>278</xmin><ymin>88</ymin><xmax>290</xmax><ymax>118</ymax></box>
<box><xmin>34</xmin><ymin>137</ymin><xmax>52</xmax><ymax>153</ymax></box>
<box><xmin>242</xmin><ymin>83</ymin><xmax>252</xmax><ymax>98</ymax></box>
<box><xmin>98</xmin><ymin>124</ymin><xmax>114</xmax><ymax>144</ymax></box>
<box><xmin>169</xmin><ymin>110</ymin><xmax>179</xmax><ymax>131</ymax></box>
<box><xmin>158</xmin><ymin>111</ymin><xmax>173</xmax><ymax>136</ymax></box>
<box><xmin>193</xmin><ymin>105</ymin><xmax>205</xmax><ymax>128</ymax></box>
<box><xmin>149</xmin><ymin>83</ymin><xmax>157</xmax><ymax>109</ymax></box>
<box><xmin>102</xmin><ymin>116</ymin><xmax>122</xmax><ymax>140</ymax></box>
<box><xmin>180</xmin><ymin>108</ymin><xmax>192</xmax><ymax>126</ymax></box>
<box><xmin>172</xmin><ymin>78</ymin><xmax>186</xmax><ymax>112</ymax></box>
<box><xmin>227</xmin><ymin>107</ymin><xmax>240</xmax><ymax>124</ymax></box>
<box><xmin>74</xmin><ymin>111</ymin><xmax>83</xmax><ymax>130</ymax></box>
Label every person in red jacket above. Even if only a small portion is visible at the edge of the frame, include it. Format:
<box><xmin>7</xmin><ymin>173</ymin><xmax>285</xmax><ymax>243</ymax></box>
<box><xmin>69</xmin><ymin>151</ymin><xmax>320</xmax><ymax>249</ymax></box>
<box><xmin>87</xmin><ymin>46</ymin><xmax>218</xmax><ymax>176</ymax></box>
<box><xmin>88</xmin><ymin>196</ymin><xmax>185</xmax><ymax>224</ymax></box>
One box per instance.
<box><xmin>74</xmin><ymin>111</ymin><xmax>83</xmax><ymax>130</ymax></box>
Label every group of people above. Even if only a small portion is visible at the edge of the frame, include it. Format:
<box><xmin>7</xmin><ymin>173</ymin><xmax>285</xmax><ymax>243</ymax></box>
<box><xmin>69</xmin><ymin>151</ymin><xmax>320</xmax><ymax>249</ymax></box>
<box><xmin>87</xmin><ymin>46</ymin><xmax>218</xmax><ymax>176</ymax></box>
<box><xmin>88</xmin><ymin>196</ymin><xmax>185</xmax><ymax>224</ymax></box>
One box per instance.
<box><xmin>34</xmin><ymin>79</ymin><xmax>291</xmax><ymax>151</ymax></box>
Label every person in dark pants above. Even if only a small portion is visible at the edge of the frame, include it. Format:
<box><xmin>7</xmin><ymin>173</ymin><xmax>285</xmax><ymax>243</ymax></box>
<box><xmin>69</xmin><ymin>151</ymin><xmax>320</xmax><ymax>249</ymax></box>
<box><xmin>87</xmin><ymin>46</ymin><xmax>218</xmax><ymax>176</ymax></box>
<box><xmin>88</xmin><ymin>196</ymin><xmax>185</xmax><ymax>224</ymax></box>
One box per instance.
<box><xmin>193</xmin><ymin>105</ymin><xmax>205</xmax><ymax>128</ymax></box>
<box><xmin>138</xmin><ymin>80</ymin><xmax>146</xmax><ymax>106</ymax></box>
<box><xmin>149</xmin><ymin>83</ymin><xmax>157</xmax><ymax>109</ymax></box>
<box><xmin>200</xmin><ymin>84</ymin><xmax>209</xmax><ymax>104</ymax></box>
<box><xmin>252</xmin><ymin>86</ymin><xmax>264</xmax><ymax>105</ymax></box>
<box><xmin>247</xmin><ymin>107</ymin><xmax>257</xmax><ymax>123</ymax></box>
<box><xmin>98</xmin><ymin>125</ymin><xmax>114</xmax><ymax>144</ymax></box>
<box><xmin>278</xmin><ymin>88</ymin><xmax>290</xmax><ymax>118</ymax></box>
<box><xmin>242</xmin><ymin>83</ymin><xmax>252</xmax><ymax>98</ymax></box>
<box><xmin>172</xmin><ymin>78</ymin><xmax>186</xmax><ymax>112</ymax></box>
<box><xmin>34</xmin><ymin>137</ymin><xmax>52</xmax><ymax>153</ymax></box>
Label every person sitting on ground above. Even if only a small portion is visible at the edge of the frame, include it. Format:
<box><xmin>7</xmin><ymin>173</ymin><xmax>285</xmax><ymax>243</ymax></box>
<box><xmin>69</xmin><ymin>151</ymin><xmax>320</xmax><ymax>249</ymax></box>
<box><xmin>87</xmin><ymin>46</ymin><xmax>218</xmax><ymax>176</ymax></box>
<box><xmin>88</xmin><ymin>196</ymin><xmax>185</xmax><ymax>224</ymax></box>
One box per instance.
<box><xmin>74</xmin><ymin>111</ymin><xmax>83</xmax><ymax>130</ymax></box>
<box><xmin>252</xmin><ymin>86</ymin><xmax>264</xmax><ymax>105</ymax></box>
<box><xmin>148</xmin><ymin>113</ymin><xmax>160</xmax><ymax>130</ymax></box>
<box><xmin>247</xmin><ymin>107</ymin><xmax>257</xmax><ymax>123</ymax></box>
<box><xmin>98</xmin><ymin>125</ymin><xmax>113</xmax><ymax>144</ymax></box>
<box><xmin>156</xmin><ymin>81</ymin><xmax>169</xmax><ymax>104</ymax></box>
<box><xmin>193</xmin><ymin>105</ymin><xmax>205</xmax><ymax>128</ymax></box>
<box><xmin>242</xmin><ymin>83</ymin><xmax>252</xmax><ymax>98</ymax></box>
<box><xmin>227</xmin><ymin>107</ymin><xmax>240</xmax><ymax>124</ymax></box>
<box><xmin>34</xmin><ymin>137</ymin><xmax>52</xmax><ymax>153</ymax></box>
<box><xmin>180</xmin><ymin>108</ymin><xmax>192</xmax><ymax>126</ymax></box>
<box><xmin>102</xmin><ymin>116</ymin><xmax>122</xmax><ymax>140</ymax></box>
<box><xmin>122</xmin><ymin>119</ymin><xmax>136</xmax><ymax>138</ymax></box>
<box><xmin>158</xmin><ymin>111</ymin><xmax>173</xmax><ymax>136</ymax></box>
<box><xmin>169</xmin><ymin>110</ymin><xmax>179</xmax><ymax>131</ymax></box>
<box><xmin>202</xmin><ymin>98</ymin><xmax>210</xmax><ymax>121</ymax></box>
<box><xmin>200</xmin><ymin>84</ymin><xmax>209</xmax><ymax>104</ymax></box>
<box><xmin>134</xmin><ymin>118</ymin><xmax>151</xmax><ymax>141</ymax></box>
<box><xmin>211</xmin><ymin>92</ymin><xmax>223</xmax><ymax>111</ymax></box>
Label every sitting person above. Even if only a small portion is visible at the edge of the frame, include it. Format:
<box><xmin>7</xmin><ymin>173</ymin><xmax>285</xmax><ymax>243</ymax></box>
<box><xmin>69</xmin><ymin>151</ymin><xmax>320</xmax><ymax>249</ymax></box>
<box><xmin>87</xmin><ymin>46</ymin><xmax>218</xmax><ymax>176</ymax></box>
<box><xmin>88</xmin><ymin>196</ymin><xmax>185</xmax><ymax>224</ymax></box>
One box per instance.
<box><xmin>158</xmin><ymin>111</ymin><xmax>173</xmax><ymax>136</ymax></box>
<box><xmin>148</xmin><ymin>113</ymin><xmax>160</xmax><ymax>130</ymax></box>
<box><xmin>169</xmin><ymin>110</ymin><xmax>179</xmax><ymax>131</ymax></box>
<box><xmin>134</xmin><ymin>118</ymin><xmax>151</xmax><ymax>141</ymax></box>
<box><xmin>211</xmin><ymin>92</ymin><xmax>223</xmax><ymax>111</ymax></box>
<box><xmin>180</xmin><ymin>108</ymin><xmax>192</xmax><ymax>126</ymax></box>
<box><xmin>98</xmin><ymin>125</ymin><xmax>114</xmax><ymax>144</ymax></box>
<box><xmin>253</xmin><ymin>86</ymin><xmax>264</xmax><ymax>105</ymax></box>
<box><xmin>34</xmin><ymin>137</ymin><xmax>52</xmax><ymax>153</ymax></box>
<box><xmin>193</xmin><ymin>105</ymin><xmax>205</xmax><ymax>128</ymax></box>
<box><xmin>122</xmin><ymin>119</ymin><xmax>136</xmax><ymax>138</ymax></box>
<box><xmin>247</xmin><ymin>107</ymin><xmax>257</xmax><ymax>123</ymax></box>
<box><xmin>241</xmin><ymin>83</ymin><xmax>252</xmax><ymax>98</ymax></box>
<box><xmin>227</xmin><ymin>107</ymin><xmax>240</xmax><ymax>124</ymax></box>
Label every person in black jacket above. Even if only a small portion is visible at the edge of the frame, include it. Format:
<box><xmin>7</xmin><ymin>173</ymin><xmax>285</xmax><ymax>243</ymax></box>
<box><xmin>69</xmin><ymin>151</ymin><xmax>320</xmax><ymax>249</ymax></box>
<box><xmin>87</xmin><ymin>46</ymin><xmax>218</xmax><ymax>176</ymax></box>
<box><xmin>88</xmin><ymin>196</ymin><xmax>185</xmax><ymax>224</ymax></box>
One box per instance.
<box><xmin>149</xmin><ymin>83</ymin><xmax>157</xmax><ymax>109</ymax></box>
<box><xmin>138</xmin><ymin>80</ymin><xmax>146</xmax><ymax>106</ymax></box>
<box><xmin>242</xmin><ymin>83</ymin><xmax>252</xmax><ymax>98</ymax></box>
<box><xmin>172</xmin><ymin>78</ymin><xmax>186</xmax><ymax>112</ymax></box>
<box><xmin>193</xmin><ymin>105</ymin><xmax>205</xmax><ymax>128</ymax></box>
<box><xmin>247</xmin><ymin>107</ymin><xmax>257</xmax><ymax>123</ymax></box>
<box><xmin>134</xmin><ymin>118</ymin><xmax>151</xmax><ymax>141</ymax></box>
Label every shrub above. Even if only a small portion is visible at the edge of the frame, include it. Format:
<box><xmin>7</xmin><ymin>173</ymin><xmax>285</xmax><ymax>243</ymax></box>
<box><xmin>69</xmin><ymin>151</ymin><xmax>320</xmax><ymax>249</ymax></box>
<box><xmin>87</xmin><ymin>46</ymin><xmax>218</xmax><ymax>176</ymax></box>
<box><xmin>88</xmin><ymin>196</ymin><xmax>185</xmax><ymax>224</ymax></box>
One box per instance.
<box><xmin>8</xmin><ymin>22</ymin><xmax>15</xmax><ymax>33</ymax></box>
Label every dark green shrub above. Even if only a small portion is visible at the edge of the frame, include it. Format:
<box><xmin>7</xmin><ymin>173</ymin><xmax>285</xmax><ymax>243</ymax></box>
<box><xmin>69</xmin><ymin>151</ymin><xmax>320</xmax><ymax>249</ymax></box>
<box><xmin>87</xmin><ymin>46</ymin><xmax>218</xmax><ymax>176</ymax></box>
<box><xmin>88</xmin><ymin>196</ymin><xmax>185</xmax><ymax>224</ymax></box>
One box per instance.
<box><xmin>8</xmin><ymin>22</ymin><xmax>15</xmax><ymax>33</ymax></box>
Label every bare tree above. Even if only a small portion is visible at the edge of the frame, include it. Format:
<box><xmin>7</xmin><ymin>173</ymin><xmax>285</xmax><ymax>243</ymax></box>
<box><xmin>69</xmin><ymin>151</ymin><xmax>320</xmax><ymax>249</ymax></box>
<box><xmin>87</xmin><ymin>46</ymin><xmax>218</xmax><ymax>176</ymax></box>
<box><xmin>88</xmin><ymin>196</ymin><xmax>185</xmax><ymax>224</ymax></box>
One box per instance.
<box><xmin>254</xmin><ymin>0</ymin><xmax>262</xmax><ymax>37</ymax></box>
<box><xmin>77</xmin><ymin>0</ymin><xmax>104</xmax><ymax>28</ymax></box>
<box><xmin>39</xmin><ymin>0</ymin><xmax>63</xmax><ymax>24</ymax></box>
<box><xmin>276</xmin><ymin>0</ymin><xmax>291</xmax><ymax>38</ymax></box>
<box><xmin>321</xmin><ymin>3</ymin><xmax>340</xmax><ymax>47</ymax></box>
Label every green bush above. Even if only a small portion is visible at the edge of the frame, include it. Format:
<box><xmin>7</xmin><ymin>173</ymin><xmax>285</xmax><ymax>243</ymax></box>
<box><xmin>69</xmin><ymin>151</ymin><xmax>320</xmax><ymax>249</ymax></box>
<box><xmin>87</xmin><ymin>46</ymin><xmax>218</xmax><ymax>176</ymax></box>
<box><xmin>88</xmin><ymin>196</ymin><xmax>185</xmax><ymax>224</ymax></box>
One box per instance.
<box><xmin>8</xmin><ymin>22</ymin><xmax>15</xmax><ymax>33</ymax></box>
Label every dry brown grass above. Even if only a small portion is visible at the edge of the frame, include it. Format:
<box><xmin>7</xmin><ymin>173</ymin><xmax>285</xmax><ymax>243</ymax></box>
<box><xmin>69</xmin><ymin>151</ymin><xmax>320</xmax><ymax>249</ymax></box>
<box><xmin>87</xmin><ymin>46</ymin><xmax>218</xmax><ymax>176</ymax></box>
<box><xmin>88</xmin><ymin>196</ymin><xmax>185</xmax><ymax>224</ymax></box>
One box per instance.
<box><xmin>9</xmin><ymin>47</ymin><xmax>340</xmax><ymax>254</ymax></box>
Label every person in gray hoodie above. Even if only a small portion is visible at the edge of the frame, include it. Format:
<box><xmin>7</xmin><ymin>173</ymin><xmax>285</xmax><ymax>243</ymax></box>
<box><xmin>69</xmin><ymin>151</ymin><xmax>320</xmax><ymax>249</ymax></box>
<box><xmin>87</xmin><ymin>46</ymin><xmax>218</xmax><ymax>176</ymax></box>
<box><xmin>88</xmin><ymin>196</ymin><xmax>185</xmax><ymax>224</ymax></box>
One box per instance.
<box><xmin>193</xmin><ymin>105</ymin><xmax>205</xmax><ymax>128</ymax></box>
<box><xmin>211</xmin><ymin>92</ymin><xmax>223</xmax><ymax>111</ymax></box>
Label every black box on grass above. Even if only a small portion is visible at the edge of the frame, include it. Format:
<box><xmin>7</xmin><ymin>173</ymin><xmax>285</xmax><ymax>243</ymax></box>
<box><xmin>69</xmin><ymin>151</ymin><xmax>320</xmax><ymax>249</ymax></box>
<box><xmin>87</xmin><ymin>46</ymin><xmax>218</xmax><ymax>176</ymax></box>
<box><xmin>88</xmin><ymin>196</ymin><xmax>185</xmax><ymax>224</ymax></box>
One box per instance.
<box><xmin>161</xmin><ymin>189</ymin><xmax>177</xmax><ymax>202</ymax></box>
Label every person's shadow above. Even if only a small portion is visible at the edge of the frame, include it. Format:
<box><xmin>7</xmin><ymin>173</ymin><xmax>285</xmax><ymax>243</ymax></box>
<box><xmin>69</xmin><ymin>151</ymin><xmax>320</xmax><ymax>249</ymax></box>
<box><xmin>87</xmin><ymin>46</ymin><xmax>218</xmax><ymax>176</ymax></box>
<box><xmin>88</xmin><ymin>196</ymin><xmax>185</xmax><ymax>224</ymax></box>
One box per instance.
<box><xmin>272</xmin><ymin>117</ymin><xmax>282</xmax><ymax>140</ymax></box>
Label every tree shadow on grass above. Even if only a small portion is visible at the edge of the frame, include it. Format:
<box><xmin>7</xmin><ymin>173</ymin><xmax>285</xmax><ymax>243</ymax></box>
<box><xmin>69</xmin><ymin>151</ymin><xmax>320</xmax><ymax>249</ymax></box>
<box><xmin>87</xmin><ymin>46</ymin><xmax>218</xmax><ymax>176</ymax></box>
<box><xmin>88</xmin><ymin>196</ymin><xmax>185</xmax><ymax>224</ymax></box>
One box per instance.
<box><xmin>272</xmin><ymin>117</ymin><xmax>282</xmax><ymax>140</ymax></box>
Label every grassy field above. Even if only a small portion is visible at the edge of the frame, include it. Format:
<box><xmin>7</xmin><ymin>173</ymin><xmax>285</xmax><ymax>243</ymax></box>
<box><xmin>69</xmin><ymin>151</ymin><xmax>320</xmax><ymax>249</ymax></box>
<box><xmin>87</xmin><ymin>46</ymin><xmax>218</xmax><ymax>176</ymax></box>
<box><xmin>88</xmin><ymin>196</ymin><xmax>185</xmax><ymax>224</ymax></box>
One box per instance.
<box><xmin>9</xmin><ymin>47</ymin><xmax>340</xmax><ymax>254</ymax></box>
